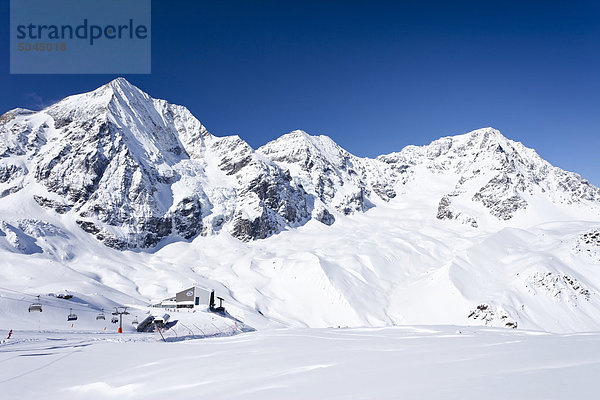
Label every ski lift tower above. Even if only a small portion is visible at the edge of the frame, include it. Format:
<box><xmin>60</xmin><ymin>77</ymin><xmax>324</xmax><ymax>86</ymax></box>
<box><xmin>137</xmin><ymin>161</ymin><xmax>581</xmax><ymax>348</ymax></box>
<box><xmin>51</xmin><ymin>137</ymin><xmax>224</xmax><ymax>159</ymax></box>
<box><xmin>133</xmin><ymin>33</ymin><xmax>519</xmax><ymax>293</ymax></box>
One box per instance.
<box><xmin>112</xmin><ymin>307</ymin><xmax>130</xmax><ymax>333</ymax></box>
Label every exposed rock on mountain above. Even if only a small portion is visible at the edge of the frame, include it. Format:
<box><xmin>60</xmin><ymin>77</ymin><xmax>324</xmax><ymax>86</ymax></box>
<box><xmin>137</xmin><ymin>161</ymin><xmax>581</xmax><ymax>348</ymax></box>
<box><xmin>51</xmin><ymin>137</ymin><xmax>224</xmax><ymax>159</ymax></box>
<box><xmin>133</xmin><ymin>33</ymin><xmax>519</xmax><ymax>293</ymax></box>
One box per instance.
<box><xmin>468</xmin><ymin>304</ymin><xmax>518</xmax><ymax>329</ymax></box>
<box><xmin>527</xmin><ymin>271</ymin><xmax>591</xmax><ymax>304</ymax></box>
<box><xmin>436</xmin><ymin>195</ymin><xmax>478</xmax><ymax>227</ymax></box>
<box><xmin>379</xmin><ymin>127</ymin><xmax>600</xmax><ymax>224</ymax></box>
<box><xmin>0</xmin><ymin>79</ymin><xmax>310</xmax><ymax>248</ymax></box>
<box><xmin>258</xmin><ymin>130</ymin><xmax>398</xmax><ymax>219</ymax></box>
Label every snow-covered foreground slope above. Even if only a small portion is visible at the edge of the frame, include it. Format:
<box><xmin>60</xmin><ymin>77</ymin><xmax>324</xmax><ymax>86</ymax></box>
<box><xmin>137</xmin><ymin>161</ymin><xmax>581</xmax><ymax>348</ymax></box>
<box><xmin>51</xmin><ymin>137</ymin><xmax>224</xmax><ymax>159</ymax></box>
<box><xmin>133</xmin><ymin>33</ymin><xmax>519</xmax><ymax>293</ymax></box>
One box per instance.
<box><xmin>2</xmin><ymin>326</ymin><xmax>600</xmax><ymax>400</ymax></box>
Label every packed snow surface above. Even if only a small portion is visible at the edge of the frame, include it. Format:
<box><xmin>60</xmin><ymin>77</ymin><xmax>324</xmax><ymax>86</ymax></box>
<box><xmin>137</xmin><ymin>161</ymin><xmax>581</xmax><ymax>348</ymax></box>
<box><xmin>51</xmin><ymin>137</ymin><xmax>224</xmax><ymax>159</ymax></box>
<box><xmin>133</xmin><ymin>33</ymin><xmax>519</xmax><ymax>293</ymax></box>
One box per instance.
<box><xmin>2</xmin><ymin>326</ymin><xmax>600</xmax><ymax>400</ymax></box>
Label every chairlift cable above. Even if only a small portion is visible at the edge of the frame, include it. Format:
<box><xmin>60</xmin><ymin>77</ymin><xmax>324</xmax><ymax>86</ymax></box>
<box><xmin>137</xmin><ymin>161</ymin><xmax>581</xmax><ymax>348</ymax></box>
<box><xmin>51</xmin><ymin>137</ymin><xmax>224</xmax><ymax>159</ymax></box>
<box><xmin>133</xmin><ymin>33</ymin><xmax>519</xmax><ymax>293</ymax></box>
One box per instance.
<box><xmin>0</xmin><ymin>294</ymin><xmax>100</xmax><ymax>313</ymax></box>
<box><xmin>0</xmin><ymin>286</ymin><xmax>144</xmax><ymax>315</ymax></box>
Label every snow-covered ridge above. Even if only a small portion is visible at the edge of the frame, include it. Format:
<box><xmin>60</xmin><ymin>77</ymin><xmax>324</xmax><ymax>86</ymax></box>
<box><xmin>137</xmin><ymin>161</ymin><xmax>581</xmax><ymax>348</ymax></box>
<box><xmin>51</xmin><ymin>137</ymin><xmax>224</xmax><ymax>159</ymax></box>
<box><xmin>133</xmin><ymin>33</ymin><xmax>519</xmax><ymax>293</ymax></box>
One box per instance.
<box><xmin>379</xmin><ymin>127</ymin><xmax>600</xmax><ymax>226</ymax></box>
<box><xmin>257</xmin><ymin>130</ymin><xmax>398</xmax><ymax>223</ymax></box>
<box><xmin>2</xmin><ymin>79</ymin><xmax>599</xmax><ymax>248</ymax></box>
<box><xmin>1</xmin><ymin>78</ymin><xmax>310</xmax><ymax>248</ymax></box>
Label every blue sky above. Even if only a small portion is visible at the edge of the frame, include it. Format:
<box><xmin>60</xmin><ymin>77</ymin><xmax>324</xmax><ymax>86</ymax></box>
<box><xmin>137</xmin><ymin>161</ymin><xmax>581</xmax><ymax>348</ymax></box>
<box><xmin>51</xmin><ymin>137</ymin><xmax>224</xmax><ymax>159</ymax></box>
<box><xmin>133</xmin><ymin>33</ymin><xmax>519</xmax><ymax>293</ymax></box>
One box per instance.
<box><xmin>2</xmin><ymin>0</ymin><xmax>599</xmax><ymax>185</ymax></box>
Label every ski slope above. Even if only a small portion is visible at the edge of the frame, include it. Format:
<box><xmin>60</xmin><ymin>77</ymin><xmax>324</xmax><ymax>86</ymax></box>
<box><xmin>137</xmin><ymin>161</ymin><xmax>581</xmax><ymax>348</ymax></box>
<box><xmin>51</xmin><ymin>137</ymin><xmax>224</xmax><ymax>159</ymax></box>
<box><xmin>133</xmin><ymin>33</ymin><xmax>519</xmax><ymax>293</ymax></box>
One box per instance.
<box><xmin>2</xmin><ymin>326</ymin><xmax>599</xmax><ymax>400</ymax></box>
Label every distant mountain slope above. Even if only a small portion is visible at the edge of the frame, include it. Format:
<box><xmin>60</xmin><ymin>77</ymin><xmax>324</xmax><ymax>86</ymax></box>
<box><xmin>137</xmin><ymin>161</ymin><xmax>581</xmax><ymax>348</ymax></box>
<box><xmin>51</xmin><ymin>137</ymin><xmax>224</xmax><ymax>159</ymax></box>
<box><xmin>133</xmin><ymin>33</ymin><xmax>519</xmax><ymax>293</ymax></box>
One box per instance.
<box><xmin>258</xmin><ymin>130</ymin><xmax>399</xmax><ymax>224</ymax></box>
<box><xmin>378</xmin><ymin>127</ymin><xmax>600</xmax><ymax>227</ymax></box>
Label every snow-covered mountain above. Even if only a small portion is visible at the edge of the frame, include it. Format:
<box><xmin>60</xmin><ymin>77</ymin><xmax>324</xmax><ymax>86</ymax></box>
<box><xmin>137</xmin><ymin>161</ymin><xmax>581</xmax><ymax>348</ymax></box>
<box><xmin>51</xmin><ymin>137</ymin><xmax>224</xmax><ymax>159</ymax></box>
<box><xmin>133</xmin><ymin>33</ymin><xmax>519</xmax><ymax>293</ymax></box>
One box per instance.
<box><xmin>1</xmin><ymin>78</ymin><xmax>600</xmax><ymax>333</ymax></box>
<box><xmin>258</xmin><ymin>131</ymin><xmax>399</xmax><ymax>224</ymax></box>
<box><xmin>378</xmin><ymin>128</ymin><xmax>600</xmax><ymax>227</ymax></box>
<box><xmin>2</xmin><ymin>79</ymin><xmax>598</xmax><ymax>249</ymax></box>
<box><xmin>1</xmin><ymin>78</ymin><xmax>311</xmax><ymax>249</ymax></box>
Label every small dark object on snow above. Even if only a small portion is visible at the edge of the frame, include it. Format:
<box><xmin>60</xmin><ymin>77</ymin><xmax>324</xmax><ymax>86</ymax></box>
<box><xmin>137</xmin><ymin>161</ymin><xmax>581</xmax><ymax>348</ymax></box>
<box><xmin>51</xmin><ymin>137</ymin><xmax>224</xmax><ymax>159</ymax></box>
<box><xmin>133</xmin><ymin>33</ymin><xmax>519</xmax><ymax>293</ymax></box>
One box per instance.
<box><xmin>209</xmin><ymin>291</ymin><xmax>226</xmax><ymax>314</ymax></box>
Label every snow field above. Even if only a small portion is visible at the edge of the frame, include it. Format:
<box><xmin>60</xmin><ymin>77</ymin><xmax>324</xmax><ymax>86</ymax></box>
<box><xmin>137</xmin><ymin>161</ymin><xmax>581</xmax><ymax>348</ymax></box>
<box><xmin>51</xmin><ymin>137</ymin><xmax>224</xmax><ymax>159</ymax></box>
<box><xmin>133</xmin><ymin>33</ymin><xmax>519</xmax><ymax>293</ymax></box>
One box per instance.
<box><xmin>2</xmin><ymin>326</ymin><xmax>599</xmax><ymax>400</ymax></box>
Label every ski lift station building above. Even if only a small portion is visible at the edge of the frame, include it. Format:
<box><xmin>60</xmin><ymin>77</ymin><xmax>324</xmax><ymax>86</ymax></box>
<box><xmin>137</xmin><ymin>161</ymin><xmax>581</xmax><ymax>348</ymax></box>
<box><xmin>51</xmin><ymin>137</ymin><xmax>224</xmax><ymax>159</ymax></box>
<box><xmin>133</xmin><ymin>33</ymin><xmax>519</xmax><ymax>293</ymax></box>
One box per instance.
<box><xmin>154</xmin><ymin>286</ymin><xmax>213</xmax><ymax>309</ymax></box>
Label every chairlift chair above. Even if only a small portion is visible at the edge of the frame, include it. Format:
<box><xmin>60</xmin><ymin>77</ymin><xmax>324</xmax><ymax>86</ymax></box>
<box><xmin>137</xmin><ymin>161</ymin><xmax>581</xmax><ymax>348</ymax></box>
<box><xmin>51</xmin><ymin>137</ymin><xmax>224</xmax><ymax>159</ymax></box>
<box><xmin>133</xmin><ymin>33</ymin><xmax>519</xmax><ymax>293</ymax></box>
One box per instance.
<box><xmin>132</xmin><ymin>316</ymin><xmax>139</xmax><ymax>325</ymax></box>
<box><xmin>111</xmin><ymin>316</ymin><xmax>119</xmax><ymax>324</ymax></box>
<box><xmin>67</xmin><ymin>308</ymin><xmax>78</xmax><ymax>321</ymax></box>
<box><xmin>28</xmin><ymin>295</ymin><xmax>43</xmax><ymax>312</ymax></box>
<box><xmin>96</xmin><ymin>309</ymin><xmax>106</xmax><ymax>320</ymax></box>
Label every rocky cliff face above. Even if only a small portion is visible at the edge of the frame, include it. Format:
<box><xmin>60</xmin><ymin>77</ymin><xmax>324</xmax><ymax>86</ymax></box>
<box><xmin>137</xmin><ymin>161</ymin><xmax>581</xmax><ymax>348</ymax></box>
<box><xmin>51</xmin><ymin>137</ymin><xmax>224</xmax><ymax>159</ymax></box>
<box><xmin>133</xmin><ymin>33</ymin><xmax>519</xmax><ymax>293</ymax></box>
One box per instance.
<box><xmin>0</xmin><ymin>79</ymin><xmax>309</xmax><ymax>248</ymax></box>
<box><xmin>258</xmin><ymin>131</ymin><xmax>401</xmax><ymax>224</ymax></box>
<box><xmin>1</xmin><ymin>79</ymin><xmax>599</xmax><ymax>249</ymax></box>
<box><xmin>378</xmin><ymin>128</ymin><xmax>600</xmax><ymax>226</ymax></box>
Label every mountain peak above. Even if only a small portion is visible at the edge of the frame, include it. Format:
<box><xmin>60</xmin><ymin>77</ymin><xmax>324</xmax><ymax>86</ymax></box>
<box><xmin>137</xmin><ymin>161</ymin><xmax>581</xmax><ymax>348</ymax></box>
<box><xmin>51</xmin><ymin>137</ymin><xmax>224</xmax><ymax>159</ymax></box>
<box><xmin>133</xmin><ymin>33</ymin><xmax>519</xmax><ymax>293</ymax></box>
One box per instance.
<box><xmin>102</xmin><ymin>77</ymin><xmax>148</xmax><ymax>101</ymax></box>
<box><xmin>277</xmin><ymin>130</ymin><xmax>343</xmax><ymax>151</ymax></box>
<box><xmin>286</xmin><ymin>129</ymin><xmax>310</xmax><ymax>137</ymax></box>
<box><xmin>437</xmin><ymin>127</ymin><xmax>506</xmax><ymax>147</ymax></box>
<box><xmin>278</xmin><ymin>130</ymin><xmax>321</xmax><ymax>146</ymax></box>
<box><xmin>107</xmin><ymin>76</ymin><xmax>134</xmax><ymax>89</ymax></box>
<box><xmin>469</xmin><ymin>127</ymin><xmax>501</xmax><ymax>135</ymax></box>
<box><xmin>465</xmin><ymin>127</ymin><xmax>506</xmax><ymax>143</ymax></box>
<box><xmin>259</xmin><ymin>130</ymin><xmax>349</xmax><ymax>166</ymax></box>
<box><xmin>43</xmin><ymin>78</ymin><xmax>149</xmax><ymax>118</ymax></box>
